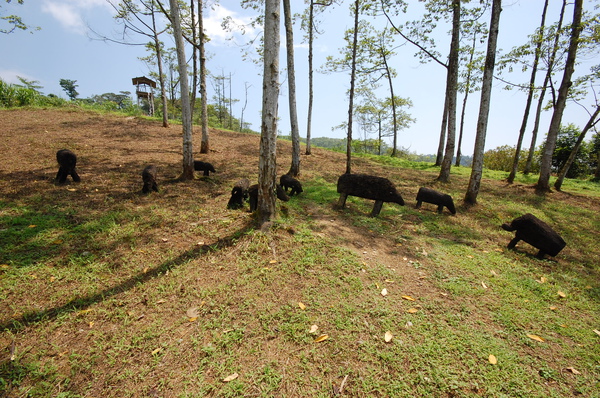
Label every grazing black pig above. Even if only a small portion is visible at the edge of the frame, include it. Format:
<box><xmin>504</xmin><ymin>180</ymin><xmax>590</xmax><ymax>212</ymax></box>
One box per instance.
<box><xmin>501</xmin><ymin>213</ymin><xmax>566</xmax><ymax>259</ymax></box>
<box><xmin>55</xmin><ymin>149</ymin><xmax>81</xmax><ymax>184</ymax></box>
<box><xmin>141</xmin><ymin>165</ymin><xmax>159</xmax><ymax>193</ymax></box>
<box><xmin>280</xmin><ymin>174</ymin><xmax>303</xmax><ymax>196</ymax></box>
<box><xmin>227</xmin><ymin>178</ymin><xmax>250</xmax><ymax>209</ymax></box>
<box><xmin>415</xmin><ymin>187</ymin><xmax>456</xmax><ymax>214</ymax></box>
<box><xmin>193</xmin><ymin>160</ymin><xmax>216</xmax><ymax>176</ymax></box>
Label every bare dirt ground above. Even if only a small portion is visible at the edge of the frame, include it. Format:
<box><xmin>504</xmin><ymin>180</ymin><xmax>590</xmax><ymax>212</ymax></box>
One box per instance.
<box><xmin>1</xmin><ymin>108</ymin><xmax>598</xmax><ymax>397</ymax></box>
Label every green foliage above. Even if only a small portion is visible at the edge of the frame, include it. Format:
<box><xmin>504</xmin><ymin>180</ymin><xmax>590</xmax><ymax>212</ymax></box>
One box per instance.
<box><xmin>553</xmin><ymin>124</ymin><xmax>593</xmax><ymax>178</ymax></box>
<box><xmin>483</xmin><ymin>144</ymin><xmax>538</xmax><ymax>173</ymax></box>
<box><xmin>59</xmin><ymin>79</ymin><xmax>79</xmax><ymax>100</ymax></box>
<box><xmin>0</xmin><ymin>78</ymin><xmax>40</xmax><ymax>107</ymax></box>
<box><xmin>1</xmin><ymin>0</ymin><xmax>41</xmax><ymax>34</ymax></box>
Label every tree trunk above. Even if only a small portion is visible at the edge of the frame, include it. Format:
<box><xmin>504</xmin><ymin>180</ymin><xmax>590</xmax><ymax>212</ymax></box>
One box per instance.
<box><xmin>346</xmin><ymin>0</ymin><xmax>360</xmax><ymax>175</ymax></box>
<box><xmin>456</xmin><ymin>30</ymin><xmax>477</xmax><ymax>168</ymax></box>
<box><xmin>524</xmin><ymin>0</ymin><xmax>566</xmax><ymax>175</ymax></box>
<box><xmin>536</xmin><ymin>0</ymin><xmax>583</xmax><ymax>193</ymax></box>
<box><xmin>169</xmin><ymin>0</ymin><xmax>194</xmax><ymax>180</ymax></box>
<box><xmin>554</xmin><ymin>106</ymin><xmax>600</xmax><ymax>190</ymax></box>
<box><xmin>258</xmin><ymin>0</ymin><xmax>281</xmax><ymax>226</ymax></box>
<box><xmin>151</xmin><ymin>7</ymin><xmax>169</xmax><ymax>128</ymax></box>
<box><xmin>508</xmin><ymin>0</ymin><xmax>548</xmax><ymax>183</ymax></box>
<box><xmin>435</xmin><ymin>96</ymin><xmax>448</xmax><ymax>166</ymax></box>
<box><xmin>464</xmin><ymin>0</ymin><xmax>502</xmax><ymax>205</ymax></box>
<box><xmin>381</xmin><ymin>36</ymin><xmax>398</xmax><ymax>157</ymax></box>
<box><xmin>198</xmin><ymin>0</ymin><xmax>209</xmax><ymax>153</ymax></box>
<box><xmin>306</xmin><ymin>0</ymin><xmax>314</xmax><ymax>156</ymax></box>
<box><xmin>284</xmin><ymin>0</ymin><xmax>301</xmax><ymax>176</ymax></box>
<box><xmin>437</xmin><ymin>0</ymin><xmax>460</xmax><ymax>183</ymax></box>
<box><xmin>190</xmin><ymin>0</ymin><xmax>197</xmax><ymax>121</ymax></box>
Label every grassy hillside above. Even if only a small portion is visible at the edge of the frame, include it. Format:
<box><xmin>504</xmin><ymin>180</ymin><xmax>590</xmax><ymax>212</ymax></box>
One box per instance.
<box><xmin>0</xmin><ymin>108</ymin><xmax>599</xmax><ymax>397</ymax></box>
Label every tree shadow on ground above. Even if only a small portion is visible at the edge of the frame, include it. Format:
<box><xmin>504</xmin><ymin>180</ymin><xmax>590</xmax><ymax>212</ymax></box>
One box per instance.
<box><xmin>0</xmin><ymin>222</ymin><xmax>255</xmax><ymax>333</ymax></box>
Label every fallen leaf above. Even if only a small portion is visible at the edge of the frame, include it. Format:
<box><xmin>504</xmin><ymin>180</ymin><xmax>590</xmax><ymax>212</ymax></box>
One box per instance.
<box><xmin>385</xmin><ymin>279</ymin><xmax>394</xmax><ymax>283</ymax></box>
<box><xmin>222</xmin><ymin>373</ymin><xmax>239</xmax><ymax>382</ymax></box>
<box><xmin>565</xmin><ymin>367</ymin><xmax>581</xmax><ymax>375</ymax></box>
<box><xmin>384</xmin><ymin>331</ymin><xmax>393</xmax><ymax>343</ymax></box>
<box><xmin>155</xmin><ymin>299</ymin><xmax>166</xmax><ymax>304</ymax></box>
<box><xmin>28</xmin><ymin>225</ymin><xmax>37</xmax><ymax>228</ymax></box>
<box><xmin>151</xmin><ymin>348</ymin><xmax>162</xmax><ymax>355</ymax></box>
<box><xmin>593</xmin><ymin>329</ymin><xmax>600</xmax><ymax>337</ymax></box>
<box><xmin>49</xmin><ymin>276</ymin><xmax>55</xmax><ymax>282</ymax></box>
<box><xmin>188</xmin><ymin>317</ymin><xmax>198</xmax><ymax>322</ymax></box>
<box><xmin>467</xmin><ymin>255</ymin><xmax>474</xmax><ymax>259</ymax></box>
<box><xmin>269</xmin><ymin>260</ymin><xmax>277</xmax><ymax>264</ymax></box>
<box><xmin>481</xmin><ymin>281</ymin><xmax>488</xmax><ymax>289</ymax></box>
<box><xmin>402</xmin><ymin>295</ymin><xmax>416</xmax><ymax>301</ymax></box>
<box><xmin>298</xmin><ymin>302</ymin><xmax>306</xmax><ymax>310</ymax></box>
<box><xmin>309</xmin><ymin>325</ymin><xmax>318</xmax><ymax>334</ymax></box>
<box><xmin>488</xmin><ymin>354</ymin><xmax>497</xmax><ymax>364</ymax></box>
<box><xmin>162</xmin><ymin>238</ymin><xmax>169</xmax><ymax>242</ymax></box>
<box><xmin>89</xmin><ymin>321</ymin><xmax>94</xmax><ymax>328</ymax></box>
<box><xmin>557</xmin><ymin>291</ymin><xmax>567</xmax><ymax>298</ymax></box>
<box><xmin>527</xmin><ymin>334</ymin><xmax>545</xmax><ymax>342</ymax></box>
<box><xmin>186</xmin><ymin>307</ymin><xmax>199</xmax><ymax>318</ymax></box>
<box><xmin>539</xmin><ymin>276</ymin><xmax>547</xmax><ymax>283</ymax></box>
<box><xmin>407</xmin><ymin>308</ymin><xmax>419</xmax><ymax>314</ymax></box>
<box><xmin>314</xmin><ymin>334</ymin><xmax>329</xmax><ymax>343</ymax></box>
<box><xmin>381</xmin><ymin>288</ymin><xmax>388</xmax><ymax>297</ymax></box>
<box><xmin>66</xmin><ymin>188</ymin><xmax>77</xmax><ymax>192</ymax></box>
<box><xmin>549</xmin><ymin>306</ymin><xmax>557</xmax><ymax>311</ymax></box>
<box><xmin>490</xmin><ymin>270</ymin><xmax>498</xmax><ymax>276</ymax></box>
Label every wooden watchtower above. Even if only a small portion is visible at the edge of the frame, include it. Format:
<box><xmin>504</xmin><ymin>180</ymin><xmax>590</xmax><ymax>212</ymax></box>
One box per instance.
<box><xmin>132</xmin><ymin>76</ymin><xmax>157</xmax><ymax>116</ymax></box>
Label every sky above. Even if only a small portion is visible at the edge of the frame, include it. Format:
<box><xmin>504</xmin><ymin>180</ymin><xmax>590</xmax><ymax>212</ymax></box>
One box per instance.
<box><xmin>1</xmin><ymin>0</ymin><xmax>598</xmax><ymax>156</ymax></box>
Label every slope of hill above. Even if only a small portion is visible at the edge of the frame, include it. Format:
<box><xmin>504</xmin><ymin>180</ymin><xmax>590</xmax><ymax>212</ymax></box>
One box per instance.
<box><xmin>0</xmin><ymin>108</ymin><xmax>598</xmax><ymax>397</ymax></box>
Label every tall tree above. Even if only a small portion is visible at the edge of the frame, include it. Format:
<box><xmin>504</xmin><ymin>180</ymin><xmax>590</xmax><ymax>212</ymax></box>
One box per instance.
<box><xmin>464</xmin><ymin>0</ymin><xmax>502</xmax><ymax>205</ymax></box>
<box><xmin>168</xmin><ymin>0</ymin><xmax>194</xmax><ymax>180</ymax></box>
<box><xmin>523</xmin><ymin>1</ymin><xmax>568</xmax><ymax>174</ymax></box>
<box><xmin>302</xmin><ymin>0</ymin><xmax>335</xmax><ymax>155</ymax></box>
<box><xmin>305</xmin><ymin>0</ymin><xmax>317</xmax><ymax>155</ymax></box>
<box><xmin>437</xmin><ymin>0</ymin><xmax>460</xmax><ymax>183</ymax></box>
<box><xmin>507</xmin><ymin>0</ymin><xmax>549</xmax><ymax>183</ymax></box>
<box><xmin>382</xmin><ymin>0</ymin><xmax>482</xmax><ymax>170</ymax></box>
<box><xmin>536</xmin><ymin>0</ymin><xmax>583</xmax><ymax>193</ymax></box>
<box><xmin>456</xmin><ymin>22</ymin><xmax>486</xmax><ymax>167</ymax></box>
<box><xmin>258</xmin><ymin>0</ymin><xmax>281</xmax><ymax>226</ymax></box>
<box><xmin>346</xmin><ymin>0</ymin><xmax>361</xmax><ymax>174</ymax></box>
<box><xmin>198</xmin><ymin>0</ymin><xmax>209</xmax><ymax>153</ymax></box>
<box><xmin>102</xmin><ymin>0</ymin><xmax>170</xmax><ymax>127</ymax></box>
<box><xmin>283</xmin><ymin>0</ymin><xmax>301</xmax><ymax>176</ymax></box>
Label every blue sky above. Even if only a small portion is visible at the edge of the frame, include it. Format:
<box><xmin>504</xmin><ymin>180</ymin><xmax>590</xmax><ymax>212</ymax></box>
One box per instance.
<box><xmin>1</xmin><ymin>0</ymin><xmax>597</xmax><ymax>156</ymax></box>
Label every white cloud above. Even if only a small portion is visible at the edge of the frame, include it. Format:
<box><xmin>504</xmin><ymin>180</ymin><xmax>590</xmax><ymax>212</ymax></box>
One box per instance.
<box><xmin>204</xmin><ymin>4</ymin><xmax>259</xmax><ymax>45</ymax></box>
<box><xmin>0</xmin><ymin>69</ymin><xmax>30</xmax><ymax>84</ymax></box>
<box><xmin>41</xmin><ymin>0</ymin><xmax>112</xmax><ymax>35</ymax></box>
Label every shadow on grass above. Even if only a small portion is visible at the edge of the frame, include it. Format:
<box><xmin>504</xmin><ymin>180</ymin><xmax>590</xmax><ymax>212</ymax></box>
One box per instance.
<box><xmin>0</xmin><ymin>222</ymin><xmax>255</xmax><ymax>333</ymax></box>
